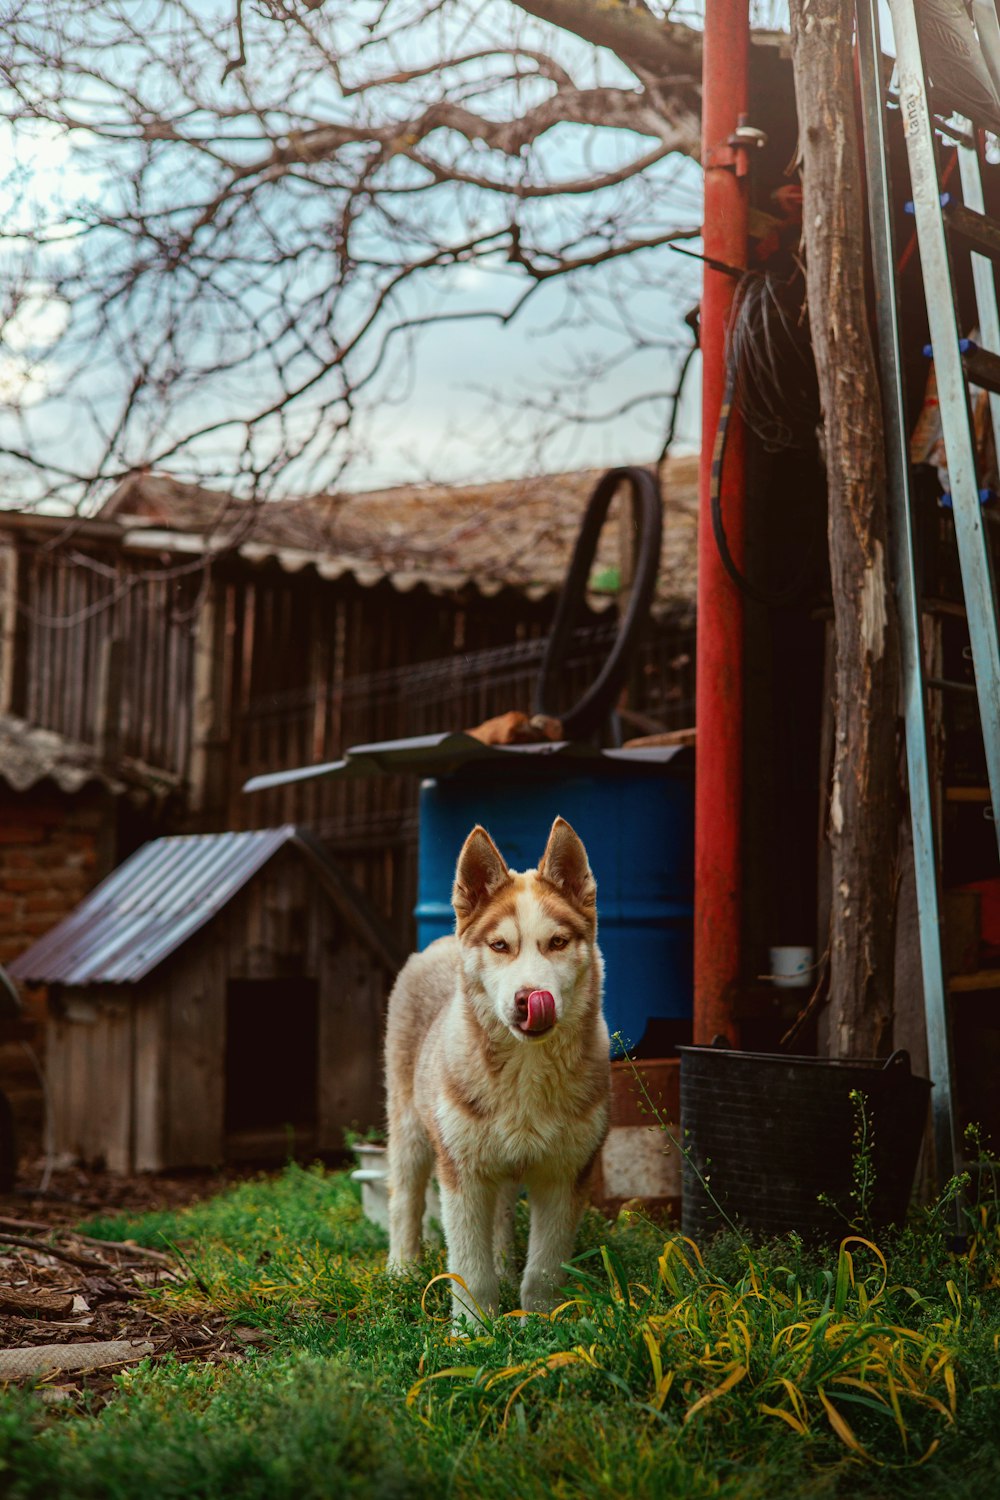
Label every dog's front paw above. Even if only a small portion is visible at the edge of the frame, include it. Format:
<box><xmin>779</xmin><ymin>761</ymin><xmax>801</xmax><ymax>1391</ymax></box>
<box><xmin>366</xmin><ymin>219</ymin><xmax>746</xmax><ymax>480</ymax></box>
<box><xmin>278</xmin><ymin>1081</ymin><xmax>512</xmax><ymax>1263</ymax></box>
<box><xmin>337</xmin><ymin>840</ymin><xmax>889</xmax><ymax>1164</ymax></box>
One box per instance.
<box><xmin>518</xmin><ymin>1275</ymin><xmax>560</xmax><ymax>1316</ymax></box>
<box><xmin>386</xmin><ymin>1253</ymin><xmax>420</xmax><ymax>1278</ymax></box>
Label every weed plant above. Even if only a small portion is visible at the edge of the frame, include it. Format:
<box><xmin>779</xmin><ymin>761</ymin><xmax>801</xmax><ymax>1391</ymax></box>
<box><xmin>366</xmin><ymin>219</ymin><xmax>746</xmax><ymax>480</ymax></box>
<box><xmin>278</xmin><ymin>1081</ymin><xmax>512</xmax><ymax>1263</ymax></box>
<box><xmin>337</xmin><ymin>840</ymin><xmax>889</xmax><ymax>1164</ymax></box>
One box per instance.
<box><xmin>0</xmin><ymin>1157</ymin><xmax>998</xmax><ymax>1499</ymax></box>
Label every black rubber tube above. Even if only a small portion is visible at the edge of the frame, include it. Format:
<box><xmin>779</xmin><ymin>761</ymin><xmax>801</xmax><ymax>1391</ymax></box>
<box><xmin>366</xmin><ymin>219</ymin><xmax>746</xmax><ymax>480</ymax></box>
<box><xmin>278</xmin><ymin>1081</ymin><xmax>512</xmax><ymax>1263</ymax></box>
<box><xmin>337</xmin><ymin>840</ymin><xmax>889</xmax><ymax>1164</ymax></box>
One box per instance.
<box><xmin>534</xmin><ymin>466</ymin><xmax>662</xmax><ymax>739</ymax></box>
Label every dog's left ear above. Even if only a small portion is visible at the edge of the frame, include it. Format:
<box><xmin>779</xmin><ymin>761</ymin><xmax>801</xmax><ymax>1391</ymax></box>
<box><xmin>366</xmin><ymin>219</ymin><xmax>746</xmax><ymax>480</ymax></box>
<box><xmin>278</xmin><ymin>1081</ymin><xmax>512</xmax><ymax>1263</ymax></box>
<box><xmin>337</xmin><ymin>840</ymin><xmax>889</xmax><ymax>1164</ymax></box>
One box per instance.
<box><xmin>538</xmin><ymin>817</ymin><xmax>597</xmax><ymax>913</ymax></box>
<box><xmin>453</xmin><ymin>825</ymin><xmax>511</xmax><ymax>930</ymax></box>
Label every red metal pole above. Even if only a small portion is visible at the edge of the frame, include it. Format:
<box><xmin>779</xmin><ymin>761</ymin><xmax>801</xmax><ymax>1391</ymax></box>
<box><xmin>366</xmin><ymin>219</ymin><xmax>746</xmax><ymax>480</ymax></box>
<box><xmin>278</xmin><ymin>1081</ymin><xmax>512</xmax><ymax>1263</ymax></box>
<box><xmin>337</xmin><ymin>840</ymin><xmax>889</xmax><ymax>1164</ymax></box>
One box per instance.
<box><xmin>693</xmin><ymin>0</ymin><xmax>750</xmax><ymax>1047</ymax></box>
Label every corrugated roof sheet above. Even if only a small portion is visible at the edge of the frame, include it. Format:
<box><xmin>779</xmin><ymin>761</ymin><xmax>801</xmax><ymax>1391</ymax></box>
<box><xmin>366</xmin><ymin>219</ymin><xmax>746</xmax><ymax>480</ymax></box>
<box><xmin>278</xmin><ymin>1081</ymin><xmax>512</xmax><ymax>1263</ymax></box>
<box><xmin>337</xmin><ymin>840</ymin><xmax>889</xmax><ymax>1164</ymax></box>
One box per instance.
<box><xmin>100</xmin><ymin>457</ymin><xmax>699</xmax><ymax>612</ymax></box>
<box><xmin>8</xmin><ymin>826</ymin><xmax>297</xmax><ymax>986</ymax></box>
<box><xmin>0</xmin><ymin>714</ymin><xmax>179</xmax><ymax>800</ymax></box>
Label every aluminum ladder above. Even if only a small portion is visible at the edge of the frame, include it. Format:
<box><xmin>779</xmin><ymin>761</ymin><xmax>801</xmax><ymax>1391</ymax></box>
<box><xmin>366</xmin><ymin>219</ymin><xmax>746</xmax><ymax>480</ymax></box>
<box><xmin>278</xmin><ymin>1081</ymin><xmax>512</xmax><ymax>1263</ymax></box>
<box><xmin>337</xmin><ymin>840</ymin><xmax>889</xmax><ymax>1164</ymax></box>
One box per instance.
<box><xmin>855</xmin><ymin>0</ymin><xmax>1000</xmax><ymax>1186</ymax></box>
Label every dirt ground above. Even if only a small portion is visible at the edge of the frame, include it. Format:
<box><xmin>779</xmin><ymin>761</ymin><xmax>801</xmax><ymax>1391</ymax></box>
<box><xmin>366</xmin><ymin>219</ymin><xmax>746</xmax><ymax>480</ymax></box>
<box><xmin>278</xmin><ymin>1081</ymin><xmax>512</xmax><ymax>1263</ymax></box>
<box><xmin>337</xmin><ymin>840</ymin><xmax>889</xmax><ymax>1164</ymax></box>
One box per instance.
<box><xmin>0</xmin><ymin>1157</ymin><xmax>272</xmax><ymax>1399</ymax></box>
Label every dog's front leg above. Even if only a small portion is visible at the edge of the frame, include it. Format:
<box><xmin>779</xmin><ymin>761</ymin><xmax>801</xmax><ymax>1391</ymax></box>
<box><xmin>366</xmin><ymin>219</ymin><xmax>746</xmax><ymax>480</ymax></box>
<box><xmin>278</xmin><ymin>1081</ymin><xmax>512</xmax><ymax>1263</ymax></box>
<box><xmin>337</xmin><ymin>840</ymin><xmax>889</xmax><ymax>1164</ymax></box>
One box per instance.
<box><xmin>439</xmin><ymin>1176</ymin><xmax>499</xmax><ymax>1327</ymax></box>
<box><xmin>519</xmin><ymin>1176</ymin><xmax>580</xmax><ymax>1313</ymax></box>
<box><xmin>493</xmin><ymin>1179</ymin><xmax>519</xmax><ymax>1278</ymax></box>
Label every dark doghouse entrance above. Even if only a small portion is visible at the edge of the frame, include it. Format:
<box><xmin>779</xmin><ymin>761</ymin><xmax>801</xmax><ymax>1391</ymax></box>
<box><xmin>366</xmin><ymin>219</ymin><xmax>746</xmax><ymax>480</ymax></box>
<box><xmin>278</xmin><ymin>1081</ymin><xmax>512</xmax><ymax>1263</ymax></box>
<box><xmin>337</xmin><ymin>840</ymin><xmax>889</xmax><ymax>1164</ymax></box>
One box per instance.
<box><xmin>224</xmin><ymin>978</ymin><xmax>318</xmax><ymax>1150</ymax></box>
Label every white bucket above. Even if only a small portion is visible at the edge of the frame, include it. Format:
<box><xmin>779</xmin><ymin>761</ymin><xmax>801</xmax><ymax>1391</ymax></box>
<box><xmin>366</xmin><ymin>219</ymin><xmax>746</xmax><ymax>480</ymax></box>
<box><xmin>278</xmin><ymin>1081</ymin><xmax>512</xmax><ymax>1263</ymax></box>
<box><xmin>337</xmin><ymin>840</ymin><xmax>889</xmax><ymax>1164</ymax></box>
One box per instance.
<box><xmin>768</xmin><ymin>945</ymin><xmax>815</xmax><ymax>990</ymax></box>
<box><xmin>349</xmin><ymin>1143</ymin><xmax>441</xmax><ymax>1242</ymax></box>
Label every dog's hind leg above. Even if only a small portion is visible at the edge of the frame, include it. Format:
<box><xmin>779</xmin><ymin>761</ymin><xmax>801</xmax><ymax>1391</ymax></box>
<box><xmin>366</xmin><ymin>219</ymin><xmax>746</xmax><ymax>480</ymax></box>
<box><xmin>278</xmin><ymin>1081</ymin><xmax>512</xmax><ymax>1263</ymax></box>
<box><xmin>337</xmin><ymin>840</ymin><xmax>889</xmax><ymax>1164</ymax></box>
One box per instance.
<box><xmin>386</xmin><ymin>1113</ymin><xmax>433</xmax><ymax>1269</ymax></box>
<box><xmin>493</xmin><ymin>1179</ymin><xmax>519</xmax><ymax>1279</ymax></box>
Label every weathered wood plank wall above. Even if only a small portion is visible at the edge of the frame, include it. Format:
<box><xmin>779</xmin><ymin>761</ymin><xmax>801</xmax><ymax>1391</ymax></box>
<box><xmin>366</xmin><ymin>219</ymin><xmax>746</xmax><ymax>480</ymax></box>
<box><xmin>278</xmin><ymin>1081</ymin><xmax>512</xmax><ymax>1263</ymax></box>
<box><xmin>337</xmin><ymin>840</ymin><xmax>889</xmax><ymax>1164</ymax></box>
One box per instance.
<box><xmin>12</xmin><ymin>546</ymin><xmax>201</xmax><ymax>777</ymax></box>
<box><xmin>5</xmin><ymin>536</ymin><xmax>695</xmax><ymax>959</ymax></box>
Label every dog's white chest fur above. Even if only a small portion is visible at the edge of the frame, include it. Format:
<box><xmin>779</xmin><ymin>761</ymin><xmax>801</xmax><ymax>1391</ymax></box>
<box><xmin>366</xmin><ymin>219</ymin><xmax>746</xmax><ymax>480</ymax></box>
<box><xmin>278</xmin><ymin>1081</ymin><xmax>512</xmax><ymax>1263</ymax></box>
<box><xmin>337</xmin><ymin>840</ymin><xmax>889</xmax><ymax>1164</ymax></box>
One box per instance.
<box><xmin>436</xmin><ymin>1019</ymin><xmax>603</xmax><ymax>1176</ymax></box>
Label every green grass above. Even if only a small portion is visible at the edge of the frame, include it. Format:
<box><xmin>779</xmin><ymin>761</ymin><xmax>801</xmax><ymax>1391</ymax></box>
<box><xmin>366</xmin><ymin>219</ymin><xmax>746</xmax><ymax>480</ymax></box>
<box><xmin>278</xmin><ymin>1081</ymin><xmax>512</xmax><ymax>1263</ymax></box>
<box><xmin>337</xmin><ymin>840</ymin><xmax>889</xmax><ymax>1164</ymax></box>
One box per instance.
<box><xmin>1</xmin><ymin>1162</ymin><xmax>999</xmax><ymax>1499</ymax></box>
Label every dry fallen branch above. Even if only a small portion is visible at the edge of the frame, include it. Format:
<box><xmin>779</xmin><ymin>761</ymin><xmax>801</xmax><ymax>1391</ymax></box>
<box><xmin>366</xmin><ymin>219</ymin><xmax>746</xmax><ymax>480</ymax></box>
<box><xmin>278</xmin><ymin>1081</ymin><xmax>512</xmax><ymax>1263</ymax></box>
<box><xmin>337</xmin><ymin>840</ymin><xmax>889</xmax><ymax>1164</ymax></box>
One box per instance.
<box><xmin>0</xmin><ymin>1214</ymin><xmax>57</xmax><ymax>1236</ymax></box>
<box><xmin>0</xmin><ymin>1235</ymin><xmax>112</xmax><ymax>1272</ymax></box>
<box><xmin>0</xmin><ymin>1287</ymin><xmax>76</xmax><ymax>1320</ymax></box>
<box><xmin>69</xmin><ymin>1235</ymin><xmax>176</xmax><ymax>1266</ymax></box>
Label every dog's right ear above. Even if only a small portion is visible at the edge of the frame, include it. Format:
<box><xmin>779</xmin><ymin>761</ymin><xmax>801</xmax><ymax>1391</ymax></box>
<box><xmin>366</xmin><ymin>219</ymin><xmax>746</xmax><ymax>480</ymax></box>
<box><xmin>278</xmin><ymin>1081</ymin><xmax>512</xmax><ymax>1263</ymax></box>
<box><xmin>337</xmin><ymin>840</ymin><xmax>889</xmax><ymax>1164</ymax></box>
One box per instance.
<box><xmin>453</xmin><ymin>825</ymin><xmax>510</xmax><ymax>930</ymax></box>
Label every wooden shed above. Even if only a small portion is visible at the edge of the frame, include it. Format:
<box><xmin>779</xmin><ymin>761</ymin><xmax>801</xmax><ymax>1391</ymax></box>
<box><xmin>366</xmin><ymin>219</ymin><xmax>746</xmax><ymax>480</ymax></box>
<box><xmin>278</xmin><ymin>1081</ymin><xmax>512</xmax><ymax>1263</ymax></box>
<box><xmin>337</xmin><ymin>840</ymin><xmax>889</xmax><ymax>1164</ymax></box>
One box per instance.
<box><xmin>8</xmin><ymin>826</ymin><xmax>401</xmax><ymax>1172</ymax></box>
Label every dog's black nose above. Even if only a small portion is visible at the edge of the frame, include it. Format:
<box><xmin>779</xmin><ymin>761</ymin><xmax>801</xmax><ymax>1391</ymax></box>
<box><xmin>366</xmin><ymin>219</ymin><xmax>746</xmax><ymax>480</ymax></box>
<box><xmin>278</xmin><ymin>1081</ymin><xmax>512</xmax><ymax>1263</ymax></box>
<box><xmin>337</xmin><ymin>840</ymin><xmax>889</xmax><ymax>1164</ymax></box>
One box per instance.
<box><xmin>514</xmin><ymin>987</ymin><xmax>532</xmax><ymax>1020</ymax></box>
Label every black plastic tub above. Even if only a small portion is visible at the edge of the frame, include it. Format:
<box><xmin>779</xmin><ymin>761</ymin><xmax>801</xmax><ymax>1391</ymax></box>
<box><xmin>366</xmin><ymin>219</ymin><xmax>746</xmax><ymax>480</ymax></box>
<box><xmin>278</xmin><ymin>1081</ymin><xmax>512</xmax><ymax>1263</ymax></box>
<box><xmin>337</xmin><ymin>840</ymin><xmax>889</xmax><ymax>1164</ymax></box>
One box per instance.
<box><xmin>678</xmin><ymin>1046</ymin><xmax>931</xmax><ymax>1242</ymax></box>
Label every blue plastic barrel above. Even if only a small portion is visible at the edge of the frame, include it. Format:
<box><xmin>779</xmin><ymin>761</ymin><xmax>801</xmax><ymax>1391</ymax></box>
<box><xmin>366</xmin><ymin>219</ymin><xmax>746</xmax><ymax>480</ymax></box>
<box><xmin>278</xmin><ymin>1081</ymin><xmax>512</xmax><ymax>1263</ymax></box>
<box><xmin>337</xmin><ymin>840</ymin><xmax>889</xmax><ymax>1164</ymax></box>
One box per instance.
<box><xmin>415</xmin><ymin>765</ymin><xmax>693</xmax><ymax>1049</ymax></box>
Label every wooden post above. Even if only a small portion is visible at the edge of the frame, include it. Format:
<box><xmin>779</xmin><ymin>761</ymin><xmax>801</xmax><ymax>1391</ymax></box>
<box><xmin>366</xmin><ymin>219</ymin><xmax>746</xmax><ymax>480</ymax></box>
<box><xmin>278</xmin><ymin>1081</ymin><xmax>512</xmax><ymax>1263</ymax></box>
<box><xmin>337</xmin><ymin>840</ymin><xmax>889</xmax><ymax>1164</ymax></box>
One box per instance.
<box><xmin>188</xmin><ymin>577</ymin><xmax>233</xmax><ymax>826</ymax></box>
<box><xmin>97</xmin><ymin>637</ymin><xmax>125</xmax><ymax>766</ymax></box>
<box><xmin>0</xmin><ymin>541</ymin><xmax>23</xmax><ymax>717</ymax></box>
<box><xmin>789</xmin><ymin>0</ymin><xmax>901</xmax><ymax>1056</ymax></box>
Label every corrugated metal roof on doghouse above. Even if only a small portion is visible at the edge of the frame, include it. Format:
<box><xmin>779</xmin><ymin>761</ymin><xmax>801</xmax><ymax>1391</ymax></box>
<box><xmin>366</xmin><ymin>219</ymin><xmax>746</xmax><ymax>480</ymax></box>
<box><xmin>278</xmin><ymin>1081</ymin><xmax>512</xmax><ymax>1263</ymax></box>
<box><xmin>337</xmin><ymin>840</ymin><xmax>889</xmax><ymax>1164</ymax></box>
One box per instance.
<box><xmin>8</xmin><ymin>826</ymin><xmax>299</xmax><ymax>986</ymax></box>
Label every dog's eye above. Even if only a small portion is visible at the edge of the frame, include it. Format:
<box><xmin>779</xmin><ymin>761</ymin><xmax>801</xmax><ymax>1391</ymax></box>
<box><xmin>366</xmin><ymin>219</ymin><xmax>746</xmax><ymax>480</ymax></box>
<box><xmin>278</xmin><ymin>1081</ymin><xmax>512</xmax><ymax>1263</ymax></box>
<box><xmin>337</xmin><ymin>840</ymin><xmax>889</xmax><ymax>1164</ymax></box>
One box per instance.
<box><xmin>488</xmin><ymin>938</ymin><xmax>509</xmax><ymax>953</ymax></box>
<box><xmin>549</xmin><ymin>934</ymin><xmax>569</xmax><ymax>951</ymax></box>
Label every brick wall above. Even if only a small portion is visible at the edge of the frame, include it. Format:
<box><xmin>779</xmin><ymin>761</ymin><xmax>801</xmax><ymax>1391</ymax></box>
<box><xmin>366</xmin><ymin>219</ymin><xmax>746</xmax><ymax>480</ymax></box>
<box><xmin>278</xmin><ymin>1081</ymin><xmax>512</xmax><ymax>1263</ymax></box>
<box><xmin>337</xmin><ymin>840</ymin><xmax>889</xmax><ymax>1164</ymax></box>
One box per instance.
<box><xmin>0</xmin><ymin>784</ymin><xmax>111</xmax><ymax>1163</ymax></box>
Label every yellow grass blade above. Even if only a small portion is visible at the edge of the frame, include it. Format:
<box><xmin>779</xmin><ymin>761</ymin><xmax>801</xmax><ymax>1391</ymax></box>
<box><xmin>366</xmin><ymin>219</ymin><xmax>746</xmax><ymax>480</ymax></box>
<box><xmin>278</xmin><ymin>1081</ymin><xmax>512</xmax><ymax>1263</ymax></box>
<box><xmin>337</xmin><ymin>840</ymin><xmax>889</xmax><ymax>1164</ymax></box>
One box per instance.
<box><xmin>832</xmin><ymin>1375</ymin><xmax>889</xmax><ymax>1405</ymax></box>
<box><xmin>772</xmin><ymin>1321</ymin><xmax>813</xmax><ymax>1354</ymax></box>
<box><xmin>653</xmin><ymin>1370</ymin><xmax>676</xmax><ymax>1411</ymax></box>
<box><xmin>657</xmin><ymin>1237</ymin><xmax>706</xmax><ymax>1295</ymax></box>
<box><xmin>834</xmin><ymin>1247</ymin><xmax>854</xmax><ymax>1314</ymax></box>
<box><xmin>419</xmin><ymin>1271</ymin><xmax>489</xmax><ymax>1325</ymax></box>
<box><xmin>406</xmin><ymin>1365</ymin><xmax>482</xmax><ymax>1408</ymax></box>
<box><xmin>482</xmin><ymin>1362</ymin><xmax>538</xmax><ymax>1390</ymax></box>
<box><xmin>727</xmin><ymin>1316</ymin><xmax>752</xmax><ymax>1364</ymax></box>
<box><xmin>642</xmin><ymin>1327</ymin><xmax>664</xmax><ymax>1389</ymax></box>
<box><xmin>772</xmin><ymin>1377</ymin><xmax>809</xmax><ymax>1426</ymax></box>
<box><xmin>759</xmin><ymin>1403</ymin><xmax>808</xmax><ymax>1436</ymax></box>
<box><xmin>684</xmin><ymin>1363</ymin><xmax>748</xmax><ymax>1424</ymax></box>
<box><xmin>841</xmin><ymin>1236</ymin><xmax>888</xmax><ymax>1291</ymax></box>
<box><xmin>501</xmin><ymin>1369</ymin><xmax>551</xmax><ymax>1427</ymax></box>
<box><xmin>818</xmin><ymin>1387</ymin><xmax>876</xmax><ymax>1461</ymax></box>
<box><xmin>944</xmin><ymin>1362</ymin><xmax>958</xmax><ymax>1416</ymax></box>
<box><xmin>601</xmin><ymin>1246</ymin><xmax>625</xmax><ymax>1303</ymax></box>
<box><xmin>885</xmin><ymin>1372</ymin><xmax>907</xmax><ymax>1449</ymax></box>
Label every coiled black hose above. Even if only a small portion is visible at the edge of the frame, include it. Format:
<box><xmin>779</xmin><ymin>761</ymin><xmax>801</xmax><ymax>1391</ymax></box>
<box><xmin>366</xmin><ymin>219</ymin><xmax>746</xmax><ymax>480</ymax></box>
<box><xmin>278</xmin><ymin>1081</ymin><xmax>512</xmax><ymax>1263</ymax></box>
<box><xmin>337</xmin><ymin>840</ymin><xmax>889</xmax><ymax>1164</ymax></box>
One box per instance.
<box><xmin>534</xmin><ymin>466</ymin><xmax>662</xmax><ymax>739</ymax></box>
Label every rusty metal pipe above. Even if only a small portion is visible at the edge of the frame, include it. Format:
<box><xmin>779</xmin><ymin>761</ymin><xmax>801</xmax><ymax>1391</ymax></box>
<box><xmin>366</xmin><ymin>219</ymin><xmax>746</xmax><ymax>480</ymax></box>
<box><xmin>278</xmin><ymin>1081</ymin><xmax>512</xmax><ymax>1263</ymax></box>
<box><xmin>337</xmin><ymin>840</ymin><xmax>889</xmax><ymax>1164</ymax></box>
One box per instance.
<box><xmin>693</xmin><ymin>0</ymin><xmax>750</xmax><ymax>1046</ymax></box>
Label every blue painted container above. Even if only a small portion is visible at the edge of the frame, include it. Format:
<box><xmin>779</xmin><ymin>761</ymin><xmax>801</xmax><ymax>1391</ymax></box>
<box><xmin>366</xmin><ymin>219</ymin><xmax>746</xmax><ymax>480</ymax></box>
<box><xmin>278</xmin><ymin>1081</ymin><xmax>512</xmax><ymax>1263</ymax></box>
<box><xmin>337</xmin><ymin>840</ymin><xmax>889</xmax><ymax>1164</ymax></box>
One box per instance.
<box><xmin>415</xmin><ymin>765</ymin><xmax>693</xmax><ymax>1049</ymax></box>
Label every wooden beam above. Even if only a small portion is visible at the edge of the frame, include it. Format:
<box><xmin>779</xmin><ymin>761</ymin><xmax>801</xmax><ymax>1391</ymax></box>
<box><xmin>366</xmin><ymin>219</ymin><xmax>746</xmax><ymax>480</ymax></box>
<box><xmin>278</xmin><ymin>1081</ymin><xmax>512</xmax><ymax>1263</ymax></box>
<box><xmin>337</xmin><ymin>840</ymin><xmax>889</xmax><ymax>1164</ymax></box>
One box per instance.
<box><xmin>292</xmin><ymin>828</ymin><xmax>405</xmax><ymax>976</ymax></box>
<box><xmin>188</xmin><ymin>578</ymin><xmax>233</xmax><ymax>821</ymax></box>
<box><xmin>0</xmin><ymin>541</ymin><xmax>22</xmax><ymax>717</ymax></box>
<box><xmin>96</xmin><ymin>637</ymin><xmax>125</xmax><ymax>765</ymax></box>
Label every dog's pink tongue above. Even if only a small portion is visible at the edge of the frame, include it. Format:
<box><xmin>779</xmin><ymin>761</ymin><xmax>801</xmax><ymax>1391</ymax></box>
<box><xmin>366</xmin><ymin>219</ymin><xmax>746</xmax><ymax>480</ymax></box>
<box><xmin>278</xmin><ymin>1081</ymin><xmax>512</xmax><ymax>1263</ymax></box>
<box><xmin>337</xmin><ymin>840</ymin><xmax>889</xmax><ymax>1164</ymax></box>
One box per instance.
<box><xmin>522</xmin><ymin>989</ymin><xmax>556</xmax><ymax>1033</ymax></box>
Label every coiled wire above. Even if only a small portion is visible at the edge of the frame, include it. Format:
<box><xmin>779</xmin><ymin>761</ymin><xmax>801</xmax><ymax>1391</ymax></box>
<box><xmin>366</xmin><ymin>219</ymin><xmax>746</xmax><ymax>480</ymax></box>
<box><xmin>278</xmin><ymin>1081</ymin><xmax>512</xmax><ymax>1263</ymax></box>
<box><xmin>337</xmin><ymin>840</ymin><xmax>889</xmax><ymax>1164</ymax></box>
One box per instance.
<box><xmin>729</xmin><ymin>270</ymin><xmax>820</xmax><ymax>452</ymax></box>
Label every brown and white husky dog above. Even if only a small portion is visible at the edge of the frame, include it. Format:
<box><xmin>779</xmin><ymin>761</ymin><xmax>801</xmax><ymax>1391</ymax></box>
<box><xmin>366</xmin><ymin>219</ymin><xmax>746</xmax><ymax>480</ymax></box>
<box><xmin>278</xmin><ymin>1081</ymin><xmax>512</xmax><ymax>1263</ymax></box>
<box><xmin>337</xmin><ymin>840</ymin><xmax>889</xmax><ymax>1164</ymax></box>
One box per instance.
<box><xmin>385</xmin><ymin>817</ymin><xmax>610</xmax><ymax>1324</ymax></box>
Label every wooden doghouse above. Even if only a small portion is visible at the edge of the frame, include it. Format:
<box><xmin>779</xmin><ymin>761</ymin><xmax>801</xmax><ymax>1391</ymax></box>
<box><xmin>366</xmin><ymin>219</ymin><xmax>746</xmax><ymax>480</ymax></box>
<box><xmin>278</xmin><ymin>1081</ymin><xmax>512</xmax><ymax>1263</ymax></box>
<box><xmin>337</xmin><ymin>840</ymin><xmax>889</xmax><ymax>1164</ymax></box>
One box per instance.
<box><xmin>9</xmin><ymin>826</ymin><xmax>401</xmax><ymax>1171</ymax></box>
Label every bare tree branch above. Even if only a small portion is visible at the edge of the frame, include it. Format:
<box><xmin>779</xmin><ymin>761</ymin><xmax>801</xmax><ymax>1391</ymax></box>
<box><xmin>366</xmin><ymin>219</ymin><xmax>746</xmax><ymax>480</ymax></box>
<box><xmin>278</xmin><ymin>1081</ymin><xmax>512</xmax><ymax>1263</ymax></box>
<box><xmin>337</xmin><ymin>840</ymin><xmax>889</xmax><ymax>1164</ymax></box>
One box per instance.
<box><xmin>484</xmin><ymin>0</ymin><xmax>702</xmax><ymax>84</ymax></box>
<box><xmin>0</xmin><ymin>0</ymin><xmax>710</xmax><ymax>507</ymax></box>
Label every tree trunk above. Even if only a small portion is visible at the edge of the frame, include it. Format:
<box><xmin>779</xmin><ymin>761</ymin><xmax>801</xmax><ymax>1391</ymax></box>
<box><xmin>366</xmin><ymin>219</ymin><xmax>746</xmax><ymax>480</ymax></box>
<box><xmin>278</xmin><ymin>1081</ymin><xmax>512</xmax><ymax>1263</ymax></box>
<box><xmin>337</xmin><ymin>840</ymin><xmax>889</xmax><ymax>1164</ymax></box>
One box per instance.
<box><xmin>788</xmin><ymin>0</ymin><xmax>901</xmax><ymax>1056</ymax></box>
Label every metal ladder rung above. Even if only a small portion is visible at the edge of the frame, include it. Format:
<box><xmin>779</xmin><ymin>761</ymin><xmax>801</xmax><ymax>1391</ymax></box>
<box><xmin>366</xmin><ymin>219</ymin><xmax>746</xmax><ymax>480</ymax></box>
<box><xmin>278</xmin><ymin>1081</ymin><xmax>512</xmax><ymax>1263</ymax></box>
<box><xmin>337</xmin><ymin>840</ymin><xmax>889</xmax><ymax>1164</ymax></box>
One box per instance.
<box><xmin>922</xmin><ymin>338</ymin><xmax>1000</xmax><ymax>394</ymax></box>
<box><xmin>945</xmin><ymin>200</ymin><xmax>1000</xmax><ymax>260</ymax></box>
<box><xmin>962</xmin><ymin>341</ymin><xmax>1000</xmax><ymax>393</ymax></box>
